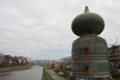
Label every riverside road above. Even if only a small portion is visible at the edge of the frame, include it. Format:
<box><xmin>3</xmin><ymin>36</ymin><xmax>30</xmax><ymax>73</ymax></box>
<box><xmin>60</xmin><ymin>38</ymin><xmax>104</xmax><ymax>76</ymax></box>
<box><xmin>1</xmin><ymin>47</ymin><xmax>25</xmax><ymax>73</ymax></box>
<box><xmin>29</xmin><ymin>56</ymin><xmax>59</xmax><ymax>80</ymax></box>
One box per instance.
<box><xmin>0</xmin><ymin>65</ymin><xmax>43</xmax><ymax>80</ymax></box>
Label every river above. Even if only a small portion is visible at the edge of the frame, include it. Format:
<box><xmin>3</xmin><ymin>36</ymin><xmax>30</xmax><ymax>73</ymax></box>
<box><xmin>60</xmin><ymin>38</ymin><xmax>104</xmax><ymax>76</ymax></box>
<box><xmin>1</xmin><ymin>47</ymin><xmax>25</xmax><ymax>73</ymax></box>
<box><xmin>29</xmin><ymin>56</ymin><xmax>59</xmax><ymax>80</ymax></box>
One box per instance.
<box><xmin>0</xmin><ymin>65</ymin><xmax>43</xmax><ymax>80</ymax></box>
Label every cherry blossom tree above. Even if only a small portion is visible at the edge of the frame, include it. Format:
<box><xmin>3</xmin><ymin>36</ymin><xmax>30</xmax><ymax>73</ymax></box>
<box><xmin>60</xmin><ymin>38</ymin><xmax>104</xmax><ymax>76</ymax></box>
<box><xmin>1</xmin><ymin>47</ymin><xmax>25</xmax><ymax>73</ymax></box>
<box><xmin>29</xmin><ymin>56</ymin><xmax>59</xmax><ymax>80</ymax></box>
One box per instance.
<box><xmin>54</xmin><ymin>60</ymin><xmax>68</xmax><ymax>69</ymax></box>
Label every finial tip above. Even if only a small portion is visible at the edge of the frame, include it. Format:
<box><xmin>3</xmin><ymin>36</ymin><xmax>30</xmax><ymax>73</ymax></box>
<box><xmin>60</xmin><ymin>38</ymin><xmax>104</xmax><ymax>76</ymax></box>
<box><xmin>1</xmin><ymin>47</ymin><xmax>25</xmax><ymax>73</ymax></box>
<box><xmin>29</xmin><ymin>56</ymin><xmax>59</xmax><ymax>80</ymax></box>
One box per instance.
<box><xmin>84</xmin><ymin>6</ymin><xmax>89</xmax><ymax>13</ymax></box>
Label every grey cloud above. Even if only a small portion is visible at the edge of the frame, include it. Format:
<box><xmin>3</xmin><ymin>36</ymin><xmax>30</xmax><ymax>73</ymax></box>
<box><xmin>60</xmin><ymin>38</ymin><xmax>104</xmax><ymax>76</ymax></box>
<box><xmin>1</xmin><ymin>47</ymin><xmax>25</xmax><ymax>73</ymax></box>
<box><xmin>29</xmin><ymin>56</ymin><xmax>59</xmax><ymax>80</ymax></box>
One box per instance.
<box><xmin>0</xmin><ymin>0</ymin><xmax>120</xmax><ymax>60</ymax></box>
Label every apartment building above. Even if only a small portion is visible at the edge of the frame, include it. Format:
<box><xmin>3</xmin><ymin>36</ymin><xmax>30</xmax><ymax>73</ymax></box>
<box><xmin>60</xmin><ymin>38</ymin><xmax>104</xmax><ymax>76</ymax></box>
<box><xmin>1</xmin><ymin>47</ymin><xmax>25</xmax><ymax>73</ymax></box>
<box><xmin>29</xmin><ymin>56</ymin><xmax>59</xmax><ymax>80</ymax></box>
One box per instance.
<box><xmin>0</xmin><ymin>53</ymin><xmax>5</xmax><ymax>62</ymax></box>
<box><xmin>108</xmin><ymin>45</ymin><xmax>120</xmax><ymax>70</ymax></box>
<box><xmin>4</xmin><ymin>55</ymin><xmax>12</xmax><ymax>65</ymax></box>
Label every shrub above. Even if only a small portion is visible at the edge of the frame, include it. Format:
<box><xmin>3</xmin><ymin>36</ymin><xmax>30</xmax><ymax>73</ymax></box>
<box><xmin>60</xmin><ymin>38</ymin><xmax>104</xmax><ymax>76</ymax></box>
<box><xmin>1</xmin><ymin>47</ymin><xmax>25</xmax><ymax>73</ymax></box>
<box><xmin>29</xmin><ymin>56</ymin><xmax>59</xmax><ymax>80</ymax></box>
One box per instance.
<box><xmin>63</xmin><ymin>71</ymin><xmax>70</xmax><ymax>78</ymax></box>
<box><xmin>46</xmin><ymin>66</ymin><xmax>50</xmax><ymax>70</ymax></box>
<box><xmin>112</xmin><ymin>72</ymin><xmax>120</xmax><ymax>78</ymax></box>
<box><xmin>62</xmin><ymin>66</ymin><xmax>66</xmax><ymax>70</ymax></box>
<box><xmin>58</xmin><ymin>72</ymin><xmax>64</xmax><ymax>76</ymax></box>
<box><xmin>111</xmin><ymin>70</ymin><xmax>120</xmax><ymax>78</ymax></box>
<box><xmin>54</xmin><ymin>68</ymin><xmax>61</xmax><ymax>73</ymax></box>
<box><xmin>0</xmin><ymin>62</ymin><xmax>4</xmax><ymax>66</ymax></box>
<box><xmin>66</xmin><ymin>65</ymin><xmax>72</xmax><ymax>70</ymax></box>
<box><xmin>111</xmin><ymin>69</ymin><xmax>116</xmax><ymax>73</ymax></box>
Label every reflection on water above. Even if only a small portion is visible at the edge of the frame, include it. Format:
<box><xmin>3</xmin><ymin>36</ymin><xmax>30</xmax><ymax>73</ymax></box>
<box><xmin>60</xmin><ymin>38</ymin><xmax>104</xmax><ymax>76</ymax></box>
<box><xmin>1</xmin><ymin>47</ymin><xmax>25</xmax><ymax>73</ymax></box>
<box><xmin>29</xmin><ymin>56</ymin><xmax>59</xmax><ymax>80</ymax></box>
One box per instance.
<box><xmin>0</xmin><ymin>65</ymin><xmax>43</xmax><ymax>80</ymax></box>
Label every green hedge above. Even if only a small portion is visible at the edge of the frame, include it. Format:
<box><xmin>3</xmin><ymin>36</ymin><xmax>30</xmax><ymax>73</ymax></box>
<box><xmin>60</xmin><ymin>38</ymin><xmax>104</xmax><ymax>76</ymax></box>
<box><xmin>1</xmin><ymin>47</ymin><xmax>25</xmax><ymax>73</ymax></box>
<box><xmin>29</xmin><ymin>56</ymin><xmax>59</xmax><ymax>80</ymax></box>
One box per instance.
<box><xmin>111</xmin><ymin>69</ymin><xmax>120</xmax><ymax>78</ymax></box>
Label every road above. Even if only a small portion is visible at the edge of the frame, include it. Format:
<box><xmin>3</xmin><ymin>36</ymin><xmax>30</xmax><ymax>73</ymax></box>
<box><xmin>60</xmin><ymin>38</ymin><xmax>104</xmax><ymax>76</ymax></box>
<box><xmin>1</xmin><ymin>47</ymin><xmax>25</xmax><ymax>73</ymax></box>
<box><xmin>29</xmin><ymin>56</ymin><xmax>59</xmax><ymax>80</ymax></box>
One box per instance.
<box><xmin>49</xmin><ymin>69</ymin><xmax>65</xmax><ymax>80</ymax></box>
<box><xmin>0</xmin><ymin>65</ymin><xmax>43</xmax><ymax>80</ymax></box>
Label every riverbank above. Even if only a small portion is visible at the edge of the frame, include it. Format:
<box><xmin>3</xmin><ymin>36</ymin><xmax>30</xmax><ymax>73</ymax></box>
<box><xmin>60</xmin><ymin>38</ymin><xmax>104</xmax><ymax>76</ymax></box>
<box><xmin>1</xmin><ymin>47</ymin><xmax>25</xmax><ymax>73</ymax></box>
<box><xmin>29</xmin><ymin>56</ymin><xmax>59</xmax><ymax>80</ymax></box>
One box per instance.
<box><xmin>42</xmin><ymin>66</ymin><xmax>65</xmax><ymax>80</ymax></box>
<box><xmin>0</xmin><ymin>65</ymin><xmax>33</xmax><ymax>76</ymax></box>
<box><xmin>0</xmin><ymin>65</ymin><xmax>43</xmax><ymax>80</ymax></box>
<box><xmin>42</xmin><ymin>66</ymin><xmax>120</xmax><ymax>80</ymax></box>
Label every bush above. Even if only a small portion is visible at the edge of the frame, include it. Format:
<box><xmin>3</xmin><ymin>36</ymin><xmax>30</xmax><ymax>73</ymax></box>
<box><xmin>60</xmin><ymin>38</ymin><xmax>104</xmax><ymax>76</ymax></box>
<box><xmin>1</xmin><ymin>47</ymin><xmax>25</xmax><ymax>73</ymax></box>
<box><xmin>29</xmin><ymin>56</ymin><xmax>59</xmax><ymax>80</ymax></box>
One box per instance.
<box><xmin>46</xmin><ymin>66</ymin><xmax>50</xmax><ymax>70</ymax></box>
<box><xmin>112</xmin><ymin>72</ymin><xmax>120</xmax><ymax>78</ymax></box>
<box><xmin>62</xmin><ymin>66</ymin><xmax>66</xmax><ymax>70</ymax></box>
<box><xmin>111</xmin><ymin>69</ymin><xmax>116</xmax><ymax>73</ymax></box>
<box><xmin>0</xmin><ymin>62</ymin><xmax>4</xmax><ymax>66</ymax></box>
<box><xmin>66</xmin><ymin>65</ymin><xmax>72</xmax><ymax>70</ymax></box>
<box><xmin>54</xmin><ymin>68</ymin><xmax>61</xmax><ymax>73</ymax></box>
<box><xmin>63</xmin><ymin>71</ymin><xmax>70</xmax><ymax>78</ymax></box>
<box><xmin>111</xmin><ymin>70</ymin><xmax>120</xmax><ymax>78</ymax></box>
<box><xmin>58</xmin><ymin>72</ymin><xmax>64</xmax><ymax>76</ymax></box>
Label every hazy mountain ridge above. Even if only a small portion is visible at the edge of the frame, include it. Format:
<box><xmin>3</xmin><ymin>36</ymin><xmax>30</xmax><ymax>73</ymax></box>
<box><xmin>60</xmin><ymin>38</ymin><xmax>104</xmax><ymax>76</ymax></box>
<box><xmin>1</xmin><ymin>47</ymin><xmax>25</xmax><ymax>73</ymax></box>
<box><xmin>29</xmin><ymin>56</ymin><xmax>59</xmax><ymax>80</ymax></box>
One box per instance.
<box><xmin>36</xmin><ymin>56</ymin><xmax>72</xmax><ymax>62</ymax></box>
<box><xmin>60</xmin><ymin>56</ymin><xmax>72</xmax><ymax>60</ymax></box>
<box><xmin>36</xmin><ymin>60</ymin><xmax>52</xmax><ymax>62</ymax></box>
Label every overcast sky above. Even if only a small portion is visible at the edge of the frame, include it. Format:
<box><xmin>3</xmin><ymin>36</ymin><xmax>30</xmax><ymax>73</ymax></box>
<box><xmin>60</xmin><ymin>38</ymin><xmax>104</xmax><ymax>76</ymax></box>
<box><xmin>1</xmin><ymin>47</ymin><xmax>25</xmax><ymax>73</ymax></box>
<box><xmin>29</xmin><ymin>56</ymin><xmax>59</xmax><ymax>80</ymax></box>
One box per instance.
<box><xmin>0</xmin><ymin>0</ymin><xmax>120</xmax><ymax>60</ymax></box>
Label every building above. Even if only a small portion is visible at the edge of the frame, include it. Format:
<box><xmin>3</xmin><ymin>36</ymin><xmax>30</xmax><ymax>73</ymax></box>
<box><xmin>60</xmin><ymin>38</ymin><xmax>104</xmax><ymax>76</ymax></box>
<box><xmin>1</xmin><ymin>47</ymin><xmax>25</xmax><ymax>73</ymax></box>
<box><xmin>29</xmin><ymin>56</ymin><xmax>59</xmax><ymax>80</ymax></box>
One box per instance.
<box><xmin>0</xmin><ymin>53</ymin><xmax>5</xmax><ymax>62</ymax></box>
<box><xmin>0</xmin><ymin>53</ymin><xmax>28</xmax><ymax>66</ymax></box>
<box><xmin>12</xmin><ymin>56</ymin><xmax>19</xmax><ymax>65</ymax></box>
<box><xmin>12</xmin><ymin>56</ymin><xmax>28</xmax><ymax>65</ymax></box>
<box><xmin>108</xmin><ymin>45</ymin><xmax>120</xmax><ymax>70</ymax></box>
<box><xmin>4</xmin><ymin>55</ymin><xmax>12</xmax><ymax>66</ymax></box>
<box><xmin>27</xmin><ymin>58</ymin><xmax>33</xmax><ymax>64</ymax></box>
<box><xmin>19</xmin><ymin>56</ymin><xmax>27</xmax><ymax>65</ymax></box>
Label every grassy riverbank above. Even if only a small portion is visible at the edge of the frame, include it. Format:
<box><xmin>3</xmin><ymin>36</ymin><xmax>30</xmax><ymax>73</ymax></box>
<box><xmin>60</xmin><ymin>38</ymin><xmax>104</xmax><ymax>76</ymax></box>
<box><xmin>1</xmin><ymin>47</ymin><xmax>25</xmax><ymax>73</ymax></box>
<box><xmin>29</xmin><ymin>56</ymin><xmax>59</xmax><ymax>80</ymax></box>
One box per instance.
<box><xmin>113</xmin><ymin>78</ymin><xmax>120</xmax><ymax>80</ymax></box>
<box><xmin>0</xmin><ymin>65</ymin><xmax>33</xmax><ymax>76</ymax></box>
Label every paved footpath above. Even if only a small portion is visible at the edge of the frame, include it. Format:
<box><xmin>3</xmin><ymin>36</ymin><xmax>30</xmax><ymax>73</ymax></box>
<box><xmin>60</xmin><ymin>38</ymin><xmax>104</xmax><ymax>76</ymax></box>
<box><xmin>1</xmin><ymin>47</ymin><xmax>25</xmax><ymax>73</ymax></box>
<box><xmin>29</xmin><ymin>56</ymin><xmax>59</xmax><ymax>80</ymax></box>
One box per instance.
<box><xmin>49</xmin><ymin>69</ymin><xmax>65</xmax><ymax>80</ymax></box>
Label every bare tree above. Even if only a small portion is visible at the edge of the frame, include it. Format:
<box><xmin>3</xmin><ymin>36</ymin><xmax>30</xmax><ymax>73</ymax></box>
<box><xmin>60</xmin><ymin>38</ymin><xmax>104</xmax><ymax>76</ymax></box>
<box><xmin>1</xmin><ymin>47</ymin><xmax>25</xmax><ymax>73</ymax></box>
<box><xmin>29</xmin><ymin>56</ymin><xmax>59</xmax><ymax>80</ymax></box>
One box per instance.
<box><xmin>110</xmin><ymin>38</ymin><xmax>118</xmax><ymax>71</ymax></box>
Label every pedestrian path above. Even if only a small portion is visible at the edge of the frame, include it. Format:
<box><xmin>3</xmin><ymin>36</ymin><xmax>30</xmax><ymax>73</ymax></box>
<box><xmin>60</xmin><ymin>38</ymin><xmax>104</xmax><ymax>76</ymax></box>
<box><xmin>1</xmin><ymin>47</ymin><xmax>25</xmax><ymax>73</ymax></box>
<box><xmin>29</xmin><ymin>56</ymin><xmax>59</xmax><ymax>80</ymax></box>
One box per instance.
<box><xmin>49</xmin><ymin>69</ymin><xmax>65</xmax><ymax>80</ymax></box>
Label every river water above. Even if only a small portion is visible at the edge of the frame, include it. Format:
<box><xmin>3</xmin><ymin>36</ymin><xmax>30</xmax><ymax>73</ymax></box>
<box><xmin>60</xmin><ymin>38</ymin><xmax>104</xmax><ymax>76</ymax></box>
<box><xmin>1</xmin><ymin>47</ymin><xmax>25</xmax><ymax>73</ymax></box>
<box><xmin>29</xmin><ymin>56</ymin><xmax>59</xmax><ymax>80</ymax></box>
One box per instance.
<box><xmin>0</xmin><ymin>65</ymin><xmax>43</xmax><ymax>80</ymax></box>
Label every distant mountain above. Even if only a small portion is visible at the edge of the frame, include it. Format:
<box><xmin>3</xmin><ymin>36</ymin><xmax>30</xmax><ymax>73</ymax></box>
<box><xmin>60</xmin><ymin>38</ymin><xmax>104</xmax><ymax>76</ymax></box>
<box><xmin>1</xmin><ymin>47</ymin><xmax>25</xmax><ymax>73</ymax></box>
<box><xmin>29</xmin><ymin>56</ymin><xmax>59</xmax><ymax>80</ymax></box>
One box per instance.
<box><xmin>37</xmin><ymin>60</ymin><xmax>51</xmax><ymax>62</ymax></box>
<box><xmin>60</xmin><ymin>56</ymin><xmax>72</xmax><ymax>60</ymax></box>
<box><xmin>35</xmin><ymin>56</ymin><xmax>72</xmax><ymax>62</ymax></box>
